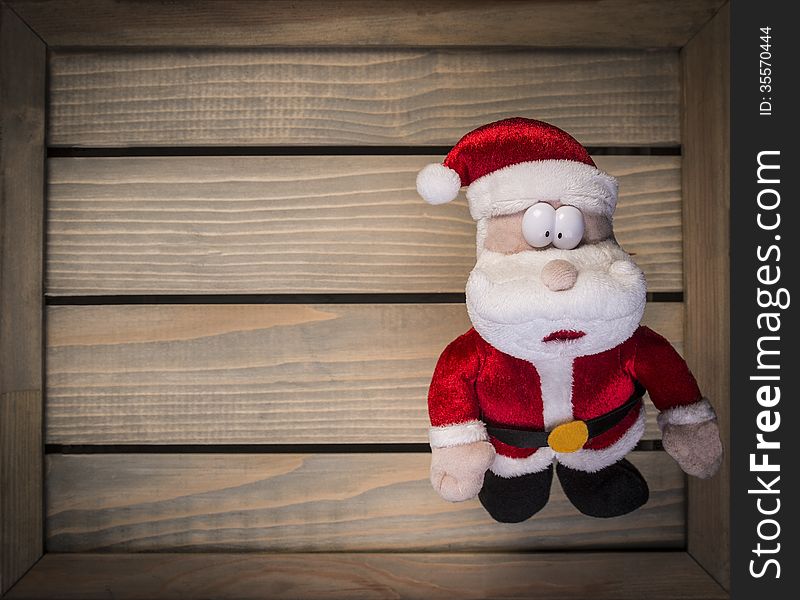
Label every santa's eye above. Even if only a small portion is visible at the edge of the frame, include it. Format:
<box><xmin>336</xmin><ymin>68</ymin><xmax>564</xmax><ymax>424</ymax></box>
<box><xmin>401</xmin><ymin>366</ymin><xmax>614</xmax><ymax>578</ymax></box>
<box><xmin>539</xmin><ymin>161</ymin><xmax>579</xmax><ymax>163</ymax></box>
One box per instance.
<box><xmin>521</xmin><ymin>203</ymin><xmax>556</xmax><ymax>248</ymax></box>
<box><xmin>553</xmin><ymin>205</ymin><xmax>585</xmax><ymax>250</ymax></box>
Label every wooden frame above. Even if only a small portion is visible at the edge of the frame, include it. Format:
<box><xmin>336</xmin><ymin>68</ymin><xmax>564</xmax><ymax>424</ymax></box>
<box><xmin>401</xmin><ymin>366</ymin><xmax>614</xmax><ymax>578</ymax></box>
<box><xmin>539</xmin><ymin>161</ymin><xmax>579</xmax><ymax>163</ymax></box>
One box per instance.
<box><xmin>0</xmin><ymin>1</ymin><xmax>730</xmax><ymax>597</ymax></box>
<box><xmin>0</xmin><ymin>3</ymin><xmax>45</xmax><ymax>595</ymax></box>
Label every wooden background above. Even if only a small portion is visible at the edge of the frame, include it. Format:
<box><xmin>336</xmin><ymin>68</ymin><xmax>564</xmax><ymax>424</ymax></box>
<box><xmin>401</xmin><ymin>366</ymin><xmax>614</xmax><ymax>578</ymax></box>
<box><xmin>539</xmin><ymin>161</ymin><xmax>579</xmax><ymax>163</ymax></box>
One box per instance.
<box><xmin>0</xmin><ymin>0</ymin><xmax>732</xmax><ymax>597</ymax></box>
<box><xmin>42</xmin><ymin>46</ymin><xmax>687</xmax><ymax>556</ymax></box>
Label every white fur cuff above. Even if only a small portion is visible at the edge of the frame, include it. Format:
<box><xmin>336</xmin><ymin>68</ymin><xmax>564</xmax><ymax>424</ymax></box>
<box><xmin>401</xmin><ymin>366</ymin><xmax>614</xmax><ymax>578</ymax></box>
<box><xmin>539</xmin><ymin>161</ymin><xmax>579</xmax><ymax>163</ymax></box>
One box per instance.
<box><xmin>657</xmin><ymin>398</ymin><xmax>717</xmax><ymax>430</ymax></box>
<box><xmin>429</xmin><ymin>420</ymin><xmax>489</xmax><ymax>448</ymax></box>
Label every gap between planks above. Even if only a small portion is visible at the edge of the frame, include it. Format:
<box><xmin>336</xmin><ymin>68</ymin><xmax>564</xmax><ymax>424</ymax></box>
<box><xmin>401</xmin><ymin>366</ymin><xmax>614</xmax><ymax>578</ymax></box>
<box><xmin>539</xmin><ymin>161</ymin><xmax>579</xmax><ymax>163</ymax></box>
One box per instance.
<box><xmin>46</xmin><ymin>145</ymin><xmax>683</xmax><ymax>158</ymax></box>
<box><xmin>44</xmin><ymin>292</ymin><xmax>684</xmax><ymax>305</ymax></box>
<box><xmin>44</xmin><ymin>440</ymin><xmax>665</xmax><ymax>455</ymax></box>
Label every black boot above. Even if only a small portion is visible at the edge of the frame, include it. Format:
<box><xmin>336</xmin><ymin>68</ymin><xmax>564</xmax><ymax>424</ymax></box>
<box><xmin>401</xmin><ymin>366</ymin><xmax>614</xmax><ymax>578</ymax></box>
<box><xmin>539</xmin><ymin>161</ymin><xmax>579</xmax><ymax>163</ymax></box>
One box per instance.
<box><xmin>556</xmin><ymin>458</ymin><xmax>649</xmax><ymax>518</ymax></box>
<box><xmin>478</xmin><ymin>467</ymin><xmax>553</xmax><ymax>523</ymax></box>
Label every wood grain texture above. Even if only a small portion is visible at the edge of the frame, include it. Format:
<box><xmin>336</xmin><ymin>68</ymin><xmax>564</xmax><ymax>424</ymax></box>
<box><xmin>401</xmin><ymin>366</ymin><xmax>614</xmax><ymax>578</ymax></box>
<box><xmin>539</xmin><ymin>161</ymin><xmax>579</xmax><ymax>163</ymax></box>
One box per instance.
<box><xmin>8</xmin><ymin>0</ymin><xmax>725</xmax><ymax>49</ymax></box>
<box><xmin>47</xmin><ymin>49</ymin><xmax>680</xmax><ymax>147</ymax></box>
<box><xmin>45</xmin><ymin>303</ymin><xmax>681</xmax><ymax>445</ymax></box>
<box><xmin>46</xmin><ymin>452</ymin><xmax>684</xmax><ymax>553</ymax></box>
<box><xmin>682</xmin><ymin>3</ymin><xmax>730</xmax><ymax>589</ymax></box>
<box><xmin>5</xmin><ymin>551</ymin><xmax>728</xmax><ymax>600</ymax></box>
<box><xmin>46</xmin><ymin>155</ymin><xmax>682</xmax><ymax>295</ymax></box>
<box><xmin>0</xmin><ymin>392</ymin><xmax>43</xmax><ymax>596</ymax></box>
<box><xmin>0</xmin><ymin>4</ymin><xmax>45</xmax><ymax>595</ymax></box>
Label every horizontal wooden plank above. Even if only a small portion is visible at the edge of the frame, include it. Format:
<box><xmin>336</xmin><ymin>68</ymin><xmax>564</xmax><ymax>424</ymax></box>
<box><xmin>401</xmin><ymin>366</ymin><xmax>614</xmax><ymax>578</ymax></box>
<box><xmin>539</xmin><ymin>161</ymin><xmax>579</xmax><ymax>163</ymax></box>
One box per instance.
<box><xmin>46</xmin><ymin>155</ymin><xmax>682</xmax><ymax>295</ymax></box>
<box><xmin>48</xmin><ymin>49</ymin><xmax>680</xmax><ymax>147</ymax></box>
<box><xmin>46</xmin><ymin>452</ymin><xmax>684</xmax><ymax>552</ymax></box>
<box><xmin>46</xmin><ymin>303</ymin><xmax>682</xmax><ymax>445</ymax></box>
<box><xmin>9</xmin><ymin>0</ymin><xmax>725</xmax><ymax>49</ymax></box>
<box><xmin>5</xmin><ymin>551</ymin><xmax>728</xmax><ymax>600</ymax></box>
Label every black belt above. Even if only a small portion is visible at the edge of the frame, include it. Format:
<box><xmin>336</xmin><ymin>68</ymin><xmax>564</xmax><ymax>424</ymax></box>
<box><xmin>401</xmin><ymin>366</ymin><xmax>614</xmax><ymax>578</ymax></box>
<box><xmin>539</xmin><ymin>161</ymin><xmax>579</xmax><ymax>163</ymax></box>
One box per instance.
<box><xmin>485</xmin><ymin>386</ymin><xmax>644</xmax><ymax>451</ymax></box>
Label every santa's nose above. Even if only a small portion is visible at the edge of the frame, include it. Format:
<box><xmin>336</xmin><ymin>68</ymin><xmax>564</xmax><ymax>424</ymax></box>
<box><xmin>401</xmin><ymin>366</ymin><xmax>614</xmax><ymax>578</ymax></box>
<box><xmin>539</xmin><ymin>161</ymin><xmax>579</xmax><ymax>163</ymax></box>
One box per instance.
<box><xmin>541</xmin><ymin>259</ymin><xmax>578</xmax><ymax>291</ymax></box>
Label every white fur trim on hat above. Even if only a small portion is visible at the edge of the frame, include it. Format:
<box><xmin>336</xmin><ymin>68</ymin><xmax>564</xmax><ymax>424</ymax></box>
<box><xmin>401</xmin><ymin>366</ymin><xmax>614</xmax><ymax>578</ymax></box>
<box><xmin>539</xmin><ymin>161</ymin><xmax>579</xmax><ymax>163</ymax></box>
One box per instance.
<box><xmin>465</xmin><ymin>159</ymin><xmax>618</xmax><ymax>220</ymax></box>
<box><xmin>657</xmin><ymin>398</ymin><xmax>717</xmax><ymax>430</ymax></box>
<box><xmin>428</xmin><ymin>420</ymin><xmax>488</xmax><ymax>448</ymax></box>
<box><xmin>416</xmin><ymin>163</ymin><xmax>462</xmax><ymax>205</ymax></box>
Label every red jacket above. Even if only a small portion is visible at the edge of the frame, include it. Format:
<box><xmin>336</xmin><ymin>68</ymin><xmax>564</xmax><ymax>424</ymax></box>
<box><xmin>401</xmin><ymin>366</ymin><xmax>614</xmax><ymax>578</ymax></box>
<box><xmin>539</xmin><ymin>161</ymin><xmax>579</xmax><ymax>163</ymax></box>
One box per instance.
<box><xmin>427</xmin><ymin>326</ymin><xmax>713</xmax><ymax>475</ymax></box>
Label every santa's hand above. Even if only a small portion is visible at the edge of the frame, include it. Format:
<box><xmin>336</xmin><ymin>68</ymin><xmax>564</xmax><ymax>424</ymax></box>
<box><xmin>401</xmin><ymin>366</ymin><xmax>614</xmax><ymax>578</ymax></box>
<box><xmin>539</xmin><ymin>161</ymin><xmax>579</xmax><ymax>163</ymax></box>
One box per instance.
<box><xmin>430</xmin><ymin>441</ymin><xmax>496</xmax><ymax>502</ymax></box>
<box><xmin>662</xmin><ymin>419</ymin><xmax>723</xmax><ymax>479</ymax></box>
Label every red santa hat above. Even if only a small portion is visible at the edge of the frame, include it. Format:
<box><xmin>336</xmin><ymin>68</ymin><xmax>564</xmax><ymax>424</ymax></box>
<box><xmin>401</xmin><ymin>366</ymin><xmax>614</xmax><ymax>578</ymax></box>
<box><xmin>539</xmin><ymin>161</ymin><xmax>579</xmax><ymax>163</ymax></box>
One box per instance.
<box><xmin>416</xmin><ymin>118</ymin><xmax>618</xmax><ymax>221</ymax></box>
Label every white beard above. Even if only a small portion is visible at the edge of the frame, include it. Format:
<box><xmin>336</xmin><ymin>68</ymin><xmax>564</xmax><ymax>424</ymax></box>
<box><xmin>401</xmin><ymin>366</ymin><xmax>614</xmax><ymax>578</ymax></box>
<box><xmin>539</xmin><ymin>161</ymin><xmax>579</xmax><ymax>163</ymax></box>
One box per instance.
<box><xmin>465</xmin><ymin>240</ymin><xmax>646</xmax><ymax>362</ymax></box>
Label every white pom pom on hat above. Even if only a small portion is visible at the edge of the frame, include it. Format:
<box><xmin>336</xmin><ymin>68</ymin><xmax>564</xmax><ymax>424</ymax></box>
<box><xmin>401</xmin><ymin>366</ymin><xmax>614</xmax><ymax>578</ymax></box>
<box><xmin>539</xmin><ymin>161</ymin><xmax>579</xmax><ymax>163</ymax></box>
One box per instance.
<box><xmin>416</xmin><ymin>163</ymin><xmax>462</xmax><ymax>205</ymax></box>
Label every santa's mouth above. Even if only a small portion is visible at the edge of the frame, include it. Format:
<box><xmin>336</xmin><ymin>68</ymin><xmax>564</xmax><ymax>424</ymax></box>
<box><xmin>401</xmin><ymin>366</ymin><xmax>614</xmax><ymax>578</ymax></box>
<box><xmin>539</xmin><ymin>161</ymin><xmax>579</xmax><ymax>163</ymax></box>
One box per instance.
<box><xmin>542</xmin><ymin>330</ymin><xmax>586</xmax><ymax>343</ymax></box>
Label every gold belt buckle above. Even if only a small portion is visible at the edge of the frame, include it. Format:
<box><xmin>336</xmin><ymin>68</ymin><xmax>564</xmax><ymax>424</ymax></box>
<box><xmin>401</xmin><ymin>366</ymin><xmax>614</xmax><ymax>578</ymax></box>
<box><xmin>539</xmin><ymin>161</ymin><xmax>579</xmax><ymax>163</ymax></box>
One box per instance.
<box><xmin>547</xmin><ymin>420</ymin><xmax>589</xmax><ymax>453</ymax></box>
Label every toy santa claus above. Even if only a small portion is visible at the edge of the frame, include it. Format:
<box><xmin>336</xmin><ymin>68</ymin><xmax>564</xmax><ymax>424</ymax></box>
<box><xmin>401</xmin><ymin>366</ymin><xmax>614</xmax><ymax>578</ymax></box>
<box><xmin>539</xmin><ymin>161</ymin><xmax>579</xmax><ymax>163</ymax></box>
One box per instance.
<box><xmin>416</xmin><ymin>118</ymin><xmax>723</xmax><ymax>522</ymax></box>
